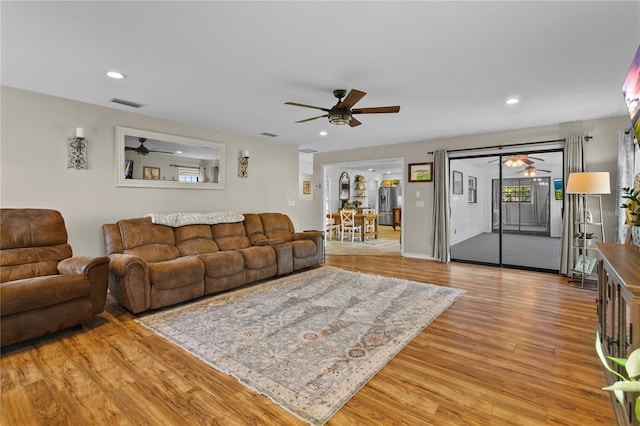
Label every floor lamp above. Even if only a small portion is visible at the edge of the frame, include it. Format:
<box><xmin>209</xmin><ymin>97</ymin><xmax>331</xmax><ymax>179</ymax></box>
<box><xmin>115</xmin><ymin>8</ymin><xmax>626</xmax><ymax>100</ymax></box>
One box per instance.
<box><xmin>566</xmin><ymin>172</ymin><xmax>610</xmax><ymax>288</ymax></box>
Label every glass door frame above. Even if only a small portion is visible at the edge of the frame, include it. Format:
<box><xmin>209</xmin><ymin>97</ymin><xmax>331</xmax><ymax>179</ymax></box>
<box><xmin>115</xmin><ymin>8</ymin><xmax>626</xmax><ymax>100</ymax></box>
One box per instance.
<box><xmin>449</xmin><ymin>147</ymin><xmax>564</xmax><ymax>272</ymax></box>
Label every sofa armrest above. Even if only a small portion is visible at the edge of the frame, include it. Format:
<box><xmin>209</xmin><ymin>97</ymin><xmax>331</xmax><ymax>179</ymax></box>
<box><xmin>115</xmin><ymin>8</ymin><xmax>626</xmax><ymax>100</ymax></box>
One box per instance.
<box><xmin>58</xmin><ymin>256</ymin><xmax>109</xmax><ymax>275</ymax></box>
<box><xmin>294</xmin><ymin>230</ymin><xmax>323</xmax><ymax>242</ymax></box>
<box><xmin>294</xmin><ymin>231</ymin><xmax>324</xmax><ymax>265</ymax></box>
<box><xmin>255</xmin><ymin>238</ymin><xmax>285</xmax><ymax>246</ymax></box>
<box><xmin>58</xmin><ymin>256</ymin><xmax>110</xmax><ymax>315</ymax></box>
<box><xmin>106</xmin><ymin>254</ymin><xmax>151</xmax><ymax>314</ymax></box>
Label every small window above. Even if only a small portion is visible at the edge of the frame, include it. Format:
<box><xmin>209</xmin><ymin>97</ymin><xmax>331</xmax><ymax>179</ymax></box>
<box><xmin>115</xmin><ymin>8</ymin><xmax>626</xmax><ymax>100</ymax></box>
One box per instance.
<box><xmin>468</xmin><ymin>176</ymin><xmax>477</xmax><ymax>203</ymax></box>
<box><xmin>177</xmin><ymin>166</ymin><xmax>201</xmax><ymax>182</ymax></box>
<box><xmin>502</xmin><ymin>184</ymin><xmax>532</xmax><ymax>203</ymax></box>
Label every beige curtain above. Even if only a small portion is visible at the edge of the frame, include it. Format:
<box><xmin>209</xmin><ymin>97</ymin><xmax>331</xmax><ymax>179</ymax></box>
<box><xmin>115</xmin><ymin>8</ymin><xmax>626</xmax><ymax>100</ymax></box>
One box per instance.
<box><xmin>559</xmin><ymin>136</ymin><xmax>584</xmax><ymax>275</ymax></box>
<box><xmin>431</xmin><ymin>150</ymin><xmax>450</xmax><ymax>262</ymax></box>
<box><xmin>617</xmin><ymin>129</ymin><xmax>638</xmax><ymax>242</ymax></box>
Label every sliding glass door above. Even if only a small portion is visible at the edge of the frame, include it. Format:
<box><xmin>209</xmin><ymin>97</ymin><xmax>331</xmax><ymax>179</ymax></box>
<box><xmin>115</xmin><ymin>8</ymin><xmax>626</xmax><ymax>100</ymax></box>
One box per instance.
<box><xmin>450</xmin><ymin>150</ymin><xmax>563</xmax><ymax>272</ymax></box>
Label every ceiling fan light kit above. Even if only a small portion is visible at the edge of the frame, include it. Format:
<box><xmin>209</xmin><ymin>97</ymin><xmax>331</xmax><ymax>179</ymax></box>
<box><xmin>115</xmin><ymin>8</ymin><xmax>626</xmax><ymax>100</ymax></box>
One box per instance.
<box><xmin>328</xmin><ymin>110</ymin><xmax>352</xmax><ymax>126</ymax></box>
<box><xmin>285</xmin><ymin>88</ymin><xmax>400</xmax><ymax>128</ymax></box>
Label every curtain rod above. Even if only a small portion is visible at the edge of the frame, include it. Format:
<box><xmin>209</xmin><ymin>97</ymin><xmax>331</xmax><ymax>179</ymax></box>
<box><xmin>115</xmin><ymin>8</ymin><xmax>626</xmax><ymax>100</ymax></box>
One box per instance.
<box><xmin>427</xmin><ymin>136</ymin><xmax>592</xmax><ymax>155</ymax></box>
<box><xmin>169</xmin><ymin>163</ymin><xmax>200</xmax><ymax>168</ymax></box>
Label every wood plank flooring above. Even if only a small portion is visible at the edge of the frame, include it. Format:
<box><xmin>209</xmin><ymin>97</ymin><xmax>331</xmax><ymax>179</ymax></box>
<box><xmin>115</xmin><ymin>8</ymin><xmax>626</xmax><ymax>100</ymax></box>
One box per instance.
<box><xmin>1</xmin><ymin>256</ymin><xmax>614</xmax><ymax>425</ymax></box>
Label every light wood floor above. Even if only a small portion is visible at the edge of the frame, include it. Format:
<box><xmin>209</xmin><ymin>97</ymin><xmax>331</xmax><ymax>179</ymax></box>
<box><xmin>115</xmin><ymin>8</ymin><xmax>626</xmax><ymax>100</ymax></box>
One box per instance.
<box><xmin>1</xmin><ymin>256</ymin><xmax>614</xmax><ymax>425</ymax></box>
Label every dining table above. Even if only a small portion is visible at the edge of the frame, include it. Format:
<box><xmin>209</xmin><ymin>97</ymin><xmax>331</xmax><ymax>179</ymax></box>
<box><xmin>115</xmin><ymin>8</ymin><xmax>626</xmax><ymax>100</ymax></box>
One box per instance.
<box><xmin>330</xmin><ymin>211</ymin><xmax>381</xmax><ymax>240</ymax></box>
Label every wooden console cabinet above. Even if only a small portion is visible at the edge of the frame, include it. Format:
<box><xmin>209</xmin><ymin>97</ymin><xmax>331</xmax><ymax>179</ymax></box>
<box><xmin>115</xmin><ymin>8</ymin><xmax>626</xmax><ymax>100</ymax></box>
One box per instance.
<box><xmin>596</xmin><ymin>243</ymin><xmax>640</xmax><ymax>426</ymax></box>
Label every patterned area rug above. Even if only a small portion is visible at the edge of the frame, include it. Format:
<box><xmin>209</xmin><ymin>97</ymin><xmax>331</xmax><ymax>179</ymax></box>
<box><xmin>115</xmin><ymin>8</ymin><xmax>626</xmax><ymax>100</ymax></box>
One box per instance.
<box><xmin>136</xmin><ymin>266</ymin><xmax>464</xmax><ymax>425</ymax></box>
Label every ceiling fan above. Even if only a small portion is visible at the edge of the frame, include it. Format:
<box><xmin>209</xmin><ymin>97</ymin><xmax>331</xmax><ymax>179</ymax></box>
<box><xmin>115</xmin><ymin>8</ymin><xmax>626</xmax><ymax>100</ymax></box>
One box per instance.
<box><xmin>488</xmin><ymin>154</ymin><xmax>545</xmax><ymax>167</ymax></box>
<box><xmin>125</xmin><ymin>138</ymin><xmax>174</xmax><ymax>156</ymax></box>
<box><xmin>285</xmin><ymin>89</ymin><xmax>400</xmax><ymax>127</ymax></box>
<box><xmin>516</xmin><ymin>165</ymin><xmax>551</xmax><ymax>177</ymax></box>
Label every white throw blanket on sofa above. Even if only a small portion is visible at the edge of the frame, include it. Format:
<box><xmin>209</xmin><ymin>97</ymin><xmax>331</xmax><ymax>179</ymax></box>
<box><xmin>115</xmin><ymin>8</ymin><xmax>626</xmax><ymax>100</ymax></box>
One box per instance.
<box><xmin>144</xmin><ymin>211</ymin><xmax>245</xmax><ymax>227</ymax></box>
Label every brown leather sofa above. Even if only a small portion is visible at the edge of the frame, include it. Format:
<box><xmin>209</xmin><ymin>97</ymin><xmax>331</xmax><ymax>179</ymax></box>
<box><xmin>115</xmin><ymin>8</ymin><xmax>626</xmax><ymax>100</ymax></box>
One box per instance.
<box><xmin>102</xmin><ymin>212</ymin><xmax>323</xmax><ymax>314</ymax></box>
<box><xmin>0</xmin><ymin>209</ymin><xmax>110</xmax><ymax>347</ymax></box>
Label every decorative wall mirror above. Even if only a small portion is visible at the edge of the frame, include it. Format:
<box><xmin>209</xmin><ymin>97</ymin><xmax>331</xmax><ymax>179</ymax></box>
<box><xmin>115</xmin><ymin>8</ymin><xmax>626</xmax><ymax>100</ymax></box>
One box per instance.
<box><xmin>115</xmin><ymin>126</ymin><xmax>225</xmax><ymax>189</ymax></box>
<box><xmin>339</xmin><ymin>172</ymin><xmax>350</xmax><ymax>200</ymax></box>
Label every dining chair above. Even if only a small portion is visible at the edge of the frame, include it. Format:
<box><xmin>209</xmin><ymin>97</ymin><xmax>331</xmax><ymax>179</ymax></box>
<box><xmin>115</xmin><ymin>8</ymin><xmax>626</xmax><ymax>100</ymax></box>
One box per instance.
<box><xmin>361</xmin><ymin>208</ymin><xmax>376</xmax><ymax>240</ymax></box>
<box><xmin>340</xmin><ymin>209</ymin><xmax>362</xmax><ymax>242</ymax></box>
<box><xmin>325</xmin><ymin>213</ymin><xmax>340</xmax><ymax>240</ymax></box>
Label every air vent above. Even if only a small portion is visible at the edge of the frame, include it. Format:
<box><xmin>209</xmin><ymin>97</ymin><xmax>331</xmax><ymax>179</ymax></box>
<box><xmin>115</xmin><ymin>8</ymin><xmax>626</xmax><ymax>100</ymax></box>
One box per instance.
<box><xmin>299</xmin><ymin>148</ymin><xmax>317</xmax><ymax>153</ymax></box>
<box><xmin>260</xmin><ymin>132</ymin><xmax>278</xmax><ymax>138</ymax></box>
<box><xmin>111</xmin><ymin>98</ymin><xmax>144</xmax><ymax>108</ymax></box>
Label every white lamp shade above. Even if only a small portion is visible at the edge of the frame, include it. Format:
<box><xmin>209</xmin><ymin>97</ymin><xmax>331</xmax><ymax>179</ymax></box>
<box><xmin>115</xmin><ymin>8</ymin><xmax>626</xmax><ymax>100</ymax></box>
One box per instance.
<box><xmin>566</xmin><ymin>172</ymin><xmax>610</xmax><ymax>194</ymax></box>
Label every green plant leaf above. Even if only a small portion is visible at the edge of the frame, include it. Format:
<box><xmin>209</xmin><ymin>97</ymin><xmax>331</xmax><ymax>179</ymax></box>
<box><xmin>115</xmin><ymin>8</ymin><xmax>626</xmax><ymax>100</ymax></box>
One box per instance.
<box><xmin>603</xmin><ymin>381</ymin><xmax>640</xmax><ymax>392</ymax></box>
<box><xmin>627</xmin><ymin>349</ymin><xmax>640</xmax><ymax>378</ymax></box>
<box><xmin>596</xmin><ymin>332</ymin><xmax>615</xmax><ymax>373</ymax></box>
<box><xmin>607</xmin><ymin>356</ymin><xmax>628</xmax><ymax>368</ymax></box>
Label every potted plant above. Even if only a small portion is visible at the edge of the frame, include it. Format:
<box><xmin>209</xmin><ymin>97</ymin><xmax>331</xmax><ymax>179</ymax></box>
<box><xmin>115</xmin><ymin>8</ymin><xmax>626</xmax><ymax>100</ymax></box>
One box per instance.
<box><xmin>621</xmin><ymin>186</ymin><xmax>640</xmax><ymax>246</ymax></box>
<box><xmin>596</xmin><ymin>331</ymin><xmax>640</xmax><ymax>421</ymax></box>
<box><xmin>575</xmin><ymin>232</ymin><xmax>595</xmax><ymax>247</ymax></box>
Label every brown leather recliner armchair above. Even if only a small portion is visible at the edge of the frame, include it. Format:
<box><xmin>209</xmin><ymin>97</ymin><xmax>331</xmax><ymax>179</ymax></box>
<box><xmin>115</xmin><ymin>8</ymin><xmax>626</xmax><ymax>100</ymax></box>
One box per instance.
<box><xmin>0</xmin><ymin>209</ymin><xmax>110</xmax><ymax>347</ymax></box>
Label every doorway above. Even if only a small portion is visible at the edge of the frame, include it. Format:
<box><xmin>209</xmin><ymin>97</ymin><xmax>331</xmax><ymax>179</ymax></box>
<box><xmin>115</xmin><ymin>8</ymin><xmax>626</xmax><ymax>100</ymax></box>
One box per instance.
<box><xmin>449</xmin><ymin>149</ymin><xmax>563</xmax><ymax>272</ymax></box>
<box><xmin>322</xmin><ymin>158</ymin><xmax>403</xmax><ymax>256</ymax></box>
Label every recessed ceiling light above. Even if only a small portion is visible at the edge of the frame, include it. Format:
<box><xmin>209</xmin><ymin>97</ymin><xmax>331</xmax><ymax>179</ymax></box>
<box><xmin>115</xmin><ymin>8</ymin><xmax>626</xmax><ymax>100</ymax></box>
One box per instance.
<box><xmin>106</xmin><ymin>71</ymin><xmax>126</xmax><ymax>79</ymax></box>
<box><xmin>505</xmin><ymin>98</ymin><xmax>520</xmax><ymax>105</ymax></box>
<box><xmin>319</xmin><ymin>131</ymin><xmax>328</xmax><ymax>136</ymax></box>
<box><xmin>175</xmin><ymin>151</ymin><xmax>182</xmax><ymax>154</ymax></box>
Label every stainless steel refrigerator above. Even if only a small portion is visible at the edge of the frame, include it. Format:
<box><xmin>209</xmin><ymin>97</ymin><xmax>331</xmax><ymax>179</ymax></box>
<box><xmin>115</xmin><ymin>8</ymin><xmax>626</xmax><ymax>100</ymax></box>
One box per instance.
<box><xmin>378</xmin><ymin>186</ymin><xmax>399</xmax><ymax>226</ymax></box>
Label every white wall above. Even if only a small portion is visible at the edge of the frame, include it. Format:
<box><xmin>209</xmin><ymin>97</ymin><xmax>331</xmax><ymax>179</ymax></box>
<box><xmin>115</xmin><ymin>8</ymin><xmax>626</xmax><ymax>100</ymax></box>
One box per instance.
<box><xmin>449</xmin><ymin>160</ymin><xmax>491</xmax><ymax>245</ymax></box>
<box><xmin>313</xmin><ymin>116</ymin><xmax>630</xmax><ymax>258</ymax></box>
<box><xmin>1</xmin><ymin>87</ymin><xmax>301</xmax><ymax>256</ymax></box>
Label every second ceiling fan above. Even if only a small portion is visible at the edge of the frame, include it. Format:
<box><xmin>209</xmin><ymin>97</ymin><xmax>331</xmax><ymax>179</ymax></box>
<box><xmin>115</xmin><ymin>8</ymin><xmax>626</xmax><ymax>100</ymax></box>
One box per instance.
<box><xmin>285</xmin><ymin>89</ymin><xmax>400</xmax><ymax>127</ymax></box>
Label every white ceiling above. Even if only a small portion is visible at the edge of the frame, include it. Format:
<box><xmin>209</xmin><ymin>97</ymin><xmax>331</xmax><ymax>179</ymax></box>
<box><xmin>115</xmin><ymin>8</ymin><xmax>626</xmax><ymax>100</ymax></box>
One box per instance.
<box><xmin>2</xmin><ymin>1</ymin><xmax>639</xmax><ymax>156</ymax></box>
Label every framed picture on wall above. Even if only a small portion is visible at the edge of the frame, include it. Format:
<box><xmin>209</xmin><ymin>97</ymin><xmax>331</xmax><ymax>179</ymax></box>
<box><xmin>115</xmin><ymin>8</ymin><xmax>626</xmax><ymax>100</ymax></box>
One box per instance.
<box><xmin>302</xmin><ymin>180</ymin><xmax>311</xmax><ymax>195</ymax></box>
<box><xmin>143</xmin><ymin>166</ymin><xmax>160</xmax><ymax>180</ymax></box>
<box><xmin>408</xmin><ymin>162</ymin><xmax>433</xmax><ymax>182</ymax></box>
<box><xmin>554</xmin><ymin>178</ymin><xmax>563</xmax><ymax>200</ymax></box>
<box><xmin>452</xmin><ymin>170</ymin><xmax>463</xmax><ymax>194</ymax></box>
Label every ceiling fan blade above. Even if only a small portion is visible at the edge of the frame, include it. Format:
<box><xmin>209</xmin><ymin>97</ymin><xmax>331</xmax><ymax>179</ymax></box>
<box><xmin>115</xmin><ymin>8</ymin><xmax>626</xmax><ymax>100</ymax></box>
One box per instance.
<box><xmin>125</xmin><ymin>147</ymin><xmax>136</xmax><ymax>150</ymax></box>
<box><xmin>349</xmin><ymin>116</ymin><xmax>362</xmax><ymax>127</ymax></box>
<box><xmin>295</xmin><ymin>114</ymin><xmax>328</xmax><ymax>123</ymax></box>
<box><xmin>538</xmin><ymin>169</ymin><xmax>552</xmax><ymax>173</ymax></box>
<box><xmin>528</xmin><ymin>156</ymin><xmax>545</xmax><ymax>161</ymax></box>
<box><xmin>523</xmin><ymin>158</ymin><xmax>534</xmax><ymax>165</ymax></box>
<box><xmin>149</xmin><ymin>150</ymin><xmax>174</xmax><ymax>154</ymax></box>
<box><xmin>352</xmin><ymin>106</ymin><xmax>401</xmax><ymax>114</ymax></box>
<box><xmin>338</xmin><ymin>89</ymin><xmax>366</xmax><ymax>109</ymax></box>
<box><xmin>285</xmin><ymin>102</ymin><xmax>330</xmax><ymax>112</ymax></box>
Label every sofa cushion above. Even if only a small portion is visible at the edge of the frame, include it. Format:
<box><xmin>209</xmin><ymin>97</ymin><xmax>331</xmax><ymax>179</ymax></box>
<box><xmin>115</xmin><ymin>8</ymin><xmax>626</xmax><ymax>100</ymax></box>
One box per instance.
<box><xmin>199</xmin><ymin>251</ymin><xmax>245</xmax><ymax>278</ymax></box>
<box><xmin>239</xmin><ymin>246</ymin><xmax>276</xmax><ymax>270</ymax></box>
<box><xmin>1</xmin><ymin>274</ymin><xmax>90</xmax><ymax>316</ymax></box>
<box><xmin>174</xmin><ymin>225</ymin><xmax>219</xmax><ymax>256</ymax></box>
<box><xmin>147</xmin><ymin>256</ymin><xmax>204</xmax><ymax>291</ymax></box>
<box><xmin>118</xmin><ymin>218</ymin><xmax>179</xmax><ymax>263</ymax></box>
<box><xmin>0</xmin><ymin>209</ymin><xmax>73</xmax><ymax>282</ymax></box>
<box><xmin>212</xmin><ymin>222</ymin><xmax>251</xmax><ymax>251</ymax></box>
<box><xmin>0</xmin><ymin>209</ymin><xmax>68</xmax><ymax>250</ymax></box>
<box><xmin>259</xmin><ymin>213</ymin><xmax>294</xmax><ymax>242</ymax></box>
<box><xmin>243</xmin><ymin>213</ymin><xmax>268</xmax><ymax>245</ymax></box>
<box><xmin>0</xmin><ymin>245</ymin><xmax>72</xmax><ymax>282</ymax></box>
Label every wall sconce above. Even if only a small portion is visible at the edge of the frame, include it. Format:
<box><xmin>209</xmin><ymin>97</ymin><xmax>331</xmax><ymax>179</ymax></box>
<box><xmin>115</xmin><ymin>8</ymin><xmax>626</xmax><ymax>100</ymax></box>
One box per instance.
<box><xmin>238</xmin><ymin>150</ymin><xmax>249</xmax><ymax>178</ymax></box>
<box><xmin>67</xmin><ymin>127</ymin><xmax>88</xmax><ymax>169</ymax></box>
